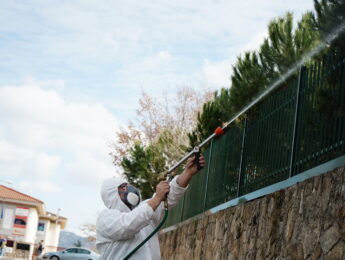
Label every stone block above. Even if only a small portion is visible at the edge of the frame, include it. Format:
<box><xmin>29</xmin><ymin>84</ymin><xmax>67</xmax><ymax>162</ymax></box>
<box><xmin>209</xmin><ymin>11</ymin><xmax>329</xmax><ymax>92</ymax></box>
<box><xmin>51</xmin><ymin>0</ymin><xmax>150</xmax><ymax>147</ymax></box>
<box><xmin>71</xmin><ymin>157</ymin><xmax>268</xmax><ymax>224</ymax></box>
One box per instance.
<box><xmin>324</xmin><ymin>240</ymin><xmax>345</xmax><ymax>260</ymax></box>
<box><xmin>320</xmin><ymin>224</ymin><xmax>341</xmax><ymax>253</ymax></box>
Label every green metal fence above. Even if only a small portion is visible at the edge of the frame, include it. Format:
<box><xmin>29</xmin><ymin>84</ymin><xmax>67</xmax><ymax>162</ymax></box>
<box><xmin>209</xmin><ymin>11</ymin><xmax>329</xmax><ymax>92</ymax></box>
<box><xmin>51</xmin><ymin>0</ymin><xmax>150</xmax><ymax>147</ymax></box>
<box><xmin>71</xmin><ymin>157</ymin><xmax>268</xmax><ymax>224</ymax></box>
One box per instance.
<box><xmin>165</xmin><ymin>53</ymin><xmax>345</xmax><ymax>228</ymax></box>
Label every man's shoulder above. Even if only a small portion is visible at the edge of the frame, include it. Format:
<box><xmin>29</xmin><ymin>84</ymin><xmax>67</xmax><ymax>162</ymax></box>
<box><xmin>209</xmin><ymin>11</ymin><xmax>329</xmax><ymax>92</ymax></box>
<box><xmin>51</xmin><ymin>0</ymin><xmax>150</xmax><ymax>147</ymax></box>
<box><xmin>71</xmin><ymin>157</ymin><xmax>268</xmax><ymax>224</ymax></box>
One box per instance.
<box><xmin>97</xmin><ymin>208</ymin><xmax>122</xmax><ymax>223</ymax></box>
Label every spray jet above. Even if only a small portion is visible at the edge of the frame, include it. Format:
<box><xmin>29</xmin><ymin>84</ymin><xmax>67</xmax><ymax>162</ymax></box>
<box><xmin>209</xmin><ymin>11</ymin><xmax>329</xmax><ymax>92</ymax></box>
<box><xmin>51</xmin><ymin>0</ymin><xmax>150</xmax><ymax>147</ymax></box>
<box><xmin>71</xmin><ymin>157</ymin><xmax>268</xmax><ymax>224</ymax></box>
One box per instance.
<box><xmin>124</xmin><ymin>20</ymin><xmax>345</xmax><ymax>259</ymax></box>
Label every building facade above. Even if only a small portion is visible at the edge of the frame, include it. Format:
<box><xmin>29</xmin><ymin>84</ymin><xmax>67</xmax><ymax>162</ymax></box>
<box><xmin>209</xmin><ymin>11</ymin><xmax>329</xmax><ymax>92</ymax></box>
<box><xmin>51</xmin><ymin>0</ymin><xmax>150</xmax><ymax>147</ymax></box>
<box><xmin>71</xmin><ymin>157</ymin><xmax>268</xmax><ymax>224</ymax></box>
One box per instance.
<box><xmin>0</xmin><ymin>185</ymin><xmax>67</xmax><ymax>259</ymax></box>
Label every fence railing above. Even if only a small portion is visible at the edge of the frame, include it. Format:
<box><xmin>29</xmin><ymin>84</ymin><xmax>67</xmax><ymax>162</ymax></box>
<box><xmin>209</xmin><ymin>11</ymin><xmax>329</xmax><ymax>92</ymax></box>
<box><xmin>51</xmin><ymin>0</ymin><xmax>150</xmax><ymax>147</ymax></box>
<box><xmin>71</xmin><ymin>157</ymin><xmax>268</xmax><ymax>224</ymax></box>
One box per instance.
<box><xmin>164</xmin><ymin>53</ymin><xmax>345</xmax><ymax>228</ymax></box>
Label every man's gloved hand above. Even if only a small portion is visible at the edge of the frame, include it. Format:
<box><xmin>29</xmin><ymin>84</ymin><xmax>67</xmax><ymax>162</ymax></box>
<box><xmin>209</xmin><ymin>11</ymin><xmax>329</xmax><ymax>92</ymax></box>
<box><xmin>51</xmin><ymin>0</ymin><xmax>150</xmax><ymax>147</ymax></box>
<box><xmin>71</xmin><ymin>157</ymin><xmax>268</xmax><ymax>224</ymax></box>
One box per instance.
<box><xmin>185</xmin><ymin>153</ymin><xmax>205</xmax><ymax>176</ymax></box>
<box><xmin>148</xmin><ymin>181</ymin><xmax>170</xmax><ymax>210</ymax></box>
<box><xmin>155</xmin><ymin>181</ymin><xmax>170</xmax><ymax>202</ymax></box>
<box><xmin>176</xmin><ymin>153</ymin><xmax>206</xmax><ymax>188</ymax></box>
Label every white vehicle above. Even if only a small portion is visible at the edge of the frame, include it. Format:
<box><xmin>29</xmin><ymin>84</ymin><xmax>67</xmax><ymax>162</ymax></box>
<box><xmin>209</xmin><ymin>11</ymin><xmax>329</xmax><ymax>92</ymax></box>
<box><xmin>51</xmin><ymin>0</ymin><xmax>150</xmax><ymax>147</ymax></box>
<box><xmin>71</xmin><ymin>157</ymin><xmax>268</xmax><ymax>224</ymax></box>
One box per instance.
<box><xmin>39</xmin><ymin>247</ymin><xmax>99</xmax><ymax>260</ymax></box>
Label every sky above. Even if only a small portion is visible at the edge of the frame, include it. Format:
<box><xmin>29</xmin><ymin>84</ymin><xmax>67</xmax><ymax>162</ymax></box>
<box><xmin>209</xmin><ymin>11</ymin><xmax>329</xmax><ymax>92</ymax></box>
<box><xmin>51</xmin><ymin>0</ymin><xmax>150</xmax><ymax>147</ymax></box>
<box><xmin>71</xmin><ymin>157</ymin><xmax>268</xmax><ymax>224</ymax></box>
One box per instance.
<box><xmin>0</xmin><ymin>0</ymin><xmax>314</xmax><ymax>235</ymax></box>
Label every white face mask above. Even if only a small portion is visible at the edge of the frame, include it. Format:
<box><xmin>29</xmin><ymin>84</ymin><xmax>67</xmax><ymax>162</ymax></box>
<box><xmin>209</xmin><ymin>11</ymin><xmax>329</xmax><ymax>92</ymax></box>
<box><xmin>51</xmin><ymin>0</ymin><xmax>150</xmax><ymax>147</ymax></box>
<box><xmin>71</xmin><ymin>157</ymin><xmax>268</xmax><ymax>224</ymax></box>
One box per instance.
<box><xmin>118</xmin><ymin>184</ymin><xmax>141</xmax><ymax>209</ymax></box>
<box><xmin>127</xmin><ymin>192</ymin><xmax>140</xmax><ymax>206</ymax></box>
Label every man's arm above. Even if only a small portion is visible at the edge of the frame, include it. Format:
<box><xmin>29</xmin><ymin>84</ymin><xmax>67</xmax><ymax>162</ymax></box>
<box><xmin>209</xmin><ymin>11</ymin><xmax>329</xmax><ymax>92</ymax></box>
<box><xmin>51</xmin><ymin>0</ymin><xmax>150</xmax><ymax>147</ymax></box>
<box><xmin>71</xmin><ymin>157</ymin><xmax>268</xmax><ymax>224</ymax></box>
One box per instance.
<box><xmin>151</xmin><ymin>154</ymin><xmax>205</xmax><ymax>225</ymax></box>
<box><xmin>96</xmin><ymin>202</ymin><xmax>155</xmax><ymax>241</ymax></box>
<box><xmin>148</xmin><ymin>153</ymin><xmax>205</xmax><ymax>211</ymax></box>
<box><xmin>97</xmin><ymin>181</ymin><xmax>171</xmax><ymax>241</ymax></box>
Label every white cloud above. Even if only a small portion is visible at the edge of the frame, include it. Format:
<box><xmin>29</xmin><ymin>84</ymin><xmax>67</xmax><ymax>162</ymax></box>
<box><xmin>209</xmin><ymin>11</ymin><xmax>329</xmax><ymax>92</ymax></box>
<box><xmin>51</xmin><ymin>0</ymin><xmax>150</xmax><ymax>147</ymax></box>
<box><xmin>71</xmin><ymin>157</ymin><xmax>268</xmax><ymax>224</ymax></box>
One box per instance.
<box><xmin>66</xmin><ymin>151</ymin><xmax>120</xmax><ymax>187</ymax></box>
<box><xmin>0</xmin><ymin>82</ymin><xmax>121</xmax><ymax>191</ymax></box>
<box><xmin>22</xmin><ymin>76</ymin><xmax>66</xmax><ymax>91</ymax></box>
<box><xmin>0</xmin><ymin>139</ymin><xmax>34</xmax><ymax>176</ymax></box>
<box><xmin>18</xmin><ymin>180</ymin><xmax>60</xmax><ymax>193</ymax></box>
<box><xmin>199</xmin><ymin>31</ymin><xmax>268</xmax><ymax>89</ymax></box>
<box><xmin>240</xmin><ymin>31</ymin><xmax>268</xmax><ymax>53</ymax></box>
<box><xmin>202</xmin><ymin>59</ymin><xmax>232</xmax><ymax>89</ymax></box>
<box><xmin>27</xmin><ymin>153</ymin><xmax>61</xmax><ymax>178</ymax></box>
<box><xmin>116</xmin><ymin>50</ymin><xmax>175</xmax><ymax>79</ymax></box>
<box><xmin>0</xmin><ymin>0</ymin><xmax>314</xmax><ymax>90</ymax></box>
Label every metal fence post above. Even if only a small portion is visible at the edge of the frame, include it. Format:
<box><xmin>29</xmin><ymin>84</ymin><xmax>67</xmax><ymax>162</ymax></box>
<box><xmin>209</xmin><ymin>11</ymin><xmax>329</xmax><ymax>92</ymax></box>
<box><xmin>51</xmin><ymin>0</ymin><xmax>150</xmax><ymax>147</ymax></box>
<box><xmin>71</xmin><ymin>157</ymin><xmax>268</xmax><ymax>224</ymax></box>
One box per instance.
<box><xmin>202</xmin><ymin>139</ymin><xmax>214</xmax><ymax>212</ymax></box>
<box><xmin>237</xmin><ymin>117</ymin><xmax>248</xmax><ymax>198</ymax></box>
<box><xmin>289</xmin><ymin>66</ymin><xmax>306</xmax><ymax>178</ymax></box>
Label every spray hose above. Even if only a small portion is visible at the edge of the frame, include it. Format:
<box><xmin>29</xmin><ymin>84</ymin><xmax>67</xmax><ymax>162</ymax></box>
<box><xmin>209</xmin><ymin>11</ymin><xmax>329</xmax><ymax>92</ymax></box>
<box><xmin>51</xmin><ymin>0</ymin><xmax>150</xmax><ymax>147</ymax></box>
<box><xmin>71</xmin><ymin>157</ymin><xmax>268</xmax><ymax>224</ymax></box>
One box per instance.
<box><xmin>123</xmin><ymin>208</ymin><xmax>168</xmax><ymax>260</ymax></box>
<box><xmin>123</xmin><ymin>176</ymin><xmax>172</xmax><ymax>260</ymax></box>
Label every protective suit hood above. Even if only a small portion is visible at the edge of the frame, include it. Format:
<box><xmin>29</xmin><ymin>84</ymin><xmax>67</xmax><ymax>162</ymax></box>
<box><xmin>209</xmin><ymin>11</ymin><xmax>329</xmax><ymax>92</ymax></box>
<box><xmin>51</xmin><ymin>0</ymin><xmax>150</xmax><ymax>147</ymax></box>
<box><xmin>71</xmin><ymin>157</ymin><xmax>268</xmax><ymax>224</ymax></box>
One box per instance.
<box><xmin>96</xmin><ymin>176</ymin><xmax>188</xmax><ymax>260</ymax></box>
<box><xmin>100</xmin><ymin>176</ymin><xmax>130</xmax><ymax>212</ymax></box>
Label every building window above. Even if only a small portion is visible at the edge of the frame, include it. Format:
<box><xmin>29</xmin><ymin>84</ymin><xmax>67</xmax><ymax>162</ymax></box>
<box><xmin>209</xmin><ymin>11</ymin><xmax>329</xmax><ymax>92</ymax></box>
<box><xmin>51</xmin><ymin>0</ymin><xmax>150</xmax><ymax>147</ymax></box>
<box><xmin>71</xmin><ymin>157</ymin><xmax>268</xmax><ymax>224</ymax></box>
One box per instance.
<box><xmin>16</xmin><ymin>243</ymin><xmax>30</xmax><ymax>251</ymax></box>
<box><xmin>14</xmin><ymin>218</ymin><xmax>26</xmax><ymax>227</ymax></box>
<box><xmin>37</xmin><ymin>223</ymin><xmax>45</xmax><ymax>231</ymax></box>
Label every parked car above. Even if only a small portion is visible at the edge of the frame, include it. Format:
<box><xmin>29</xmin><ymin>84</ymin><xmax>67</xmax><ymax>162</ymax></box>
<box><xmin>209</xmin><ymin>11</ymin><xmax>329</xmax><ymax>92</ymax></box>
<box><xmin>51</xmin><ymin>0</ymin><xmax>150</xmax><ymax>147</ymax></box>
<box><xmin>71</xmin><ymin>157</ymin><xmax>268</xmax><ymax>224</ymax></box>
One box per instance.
<box><xmin>38</xmin><ymin>247</ymin><xmax>99</xmax><ymax>260</ymax></box>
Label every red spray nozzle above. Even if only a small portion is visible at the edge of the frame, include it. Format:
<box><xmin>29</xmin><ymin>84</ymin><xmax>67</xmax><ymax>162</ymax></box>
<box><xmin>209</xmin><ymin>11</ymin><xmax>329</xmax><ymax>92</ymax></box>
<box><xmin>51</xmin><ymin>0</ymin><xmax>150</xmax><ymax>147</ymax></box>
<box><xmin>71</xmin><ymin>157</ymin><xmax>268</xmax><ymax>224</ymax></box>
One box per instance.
<box><xmin>214</xmin><ymin>127</ymin><xmax>224</xmax><ymax>136</ymax></box>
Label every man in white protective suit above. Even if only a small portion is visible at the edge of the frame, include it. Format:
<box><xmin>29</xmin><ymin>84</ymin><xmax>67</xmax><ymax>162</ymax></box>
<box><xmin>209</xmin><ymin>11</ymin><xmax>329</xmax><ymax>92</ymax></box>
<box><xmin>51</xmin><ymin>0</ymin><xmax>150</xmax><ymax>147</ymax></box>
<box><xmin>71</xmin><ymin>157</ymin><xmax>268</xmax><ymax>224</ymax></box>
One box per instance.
<box><xmin>96</xmin><ymin>154</ymin><xmax>205</xmax><ymax>260</ymax></box>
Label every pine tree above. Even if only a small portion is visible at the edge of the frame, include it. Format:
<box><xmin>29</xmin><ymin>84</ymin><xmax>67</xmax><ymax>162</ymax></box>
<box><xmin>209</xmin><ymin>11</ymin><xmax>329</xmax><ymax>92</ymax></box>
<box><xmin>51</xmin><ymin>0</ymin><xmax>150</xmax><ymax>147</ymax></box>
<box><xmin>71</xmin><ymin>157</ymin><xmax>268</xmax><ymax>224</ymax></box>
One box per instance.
<box><xmin>313</xmin><ymin>0</ymin><xmax>345</xmax><ymax>56</ymax></box>
<box><xmin>189</xmin><ymin>12</ymin><xmax>320</xmax><ymax>144</ymax></box>
<box><xmin>121</xmin><ymin>143</ymin><xmax>166</xmax><ymax>199</ymax></box>
<box><xmin>229</xmin><ymin>51</ymin><xmax>270</xmax><ymax>117</ymax></box>
<box><xmin>188</xmin><ymin>99</ymin><xmax>223</xmax><ymax>147</ymax></box>
<box><xmin>259</xmin><ymin>12</ymin><xmax>319</xmax><ymax>74</ymax></box>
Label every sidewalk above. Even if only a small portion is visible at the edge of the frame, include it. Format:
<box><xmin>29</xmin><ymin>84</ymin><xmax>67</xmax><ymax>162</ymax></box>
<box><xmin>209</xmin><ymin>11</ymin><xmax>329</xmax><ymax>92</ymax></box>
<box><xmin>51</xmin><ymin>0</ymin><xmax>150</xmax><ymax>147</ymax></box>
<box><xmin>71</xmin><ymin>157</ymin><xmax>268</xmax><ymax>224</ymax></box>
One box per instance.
<box><xmin>0</xmin><ymin>257</ymin><xmax>27</xmax><ymax>260</ymax></box>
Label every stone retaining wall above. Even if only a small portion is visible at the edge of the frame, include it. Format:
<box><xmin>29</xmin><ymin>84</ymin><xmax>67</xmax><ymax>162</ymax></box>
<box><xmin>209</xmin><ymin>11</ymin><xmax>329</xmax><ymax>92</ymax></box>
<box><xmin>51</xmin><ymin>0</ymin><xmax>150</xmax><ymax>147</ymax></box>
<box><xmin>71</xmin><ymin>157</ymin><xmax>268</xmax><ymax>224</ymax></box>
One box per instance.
<box><xmin>159</xmin><ymin>166</ymin><xmax>345</xmax><ymax>260</ymax></box>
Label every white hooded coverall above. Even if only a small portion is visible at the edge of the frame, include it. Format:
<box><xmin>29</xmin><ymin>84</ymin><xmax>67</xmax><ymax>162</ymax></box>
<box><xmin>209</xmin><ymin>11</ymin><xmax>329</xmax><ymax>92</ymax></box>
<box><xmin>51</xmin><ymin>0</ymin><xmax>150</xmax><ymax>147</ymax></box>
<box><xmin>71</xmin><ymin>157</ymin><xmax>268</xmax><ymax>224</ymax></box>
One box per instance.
<box><xmin>96</xmin><ymin>176</ymin><xmax>188</xmax><ymax>260</ymax></box>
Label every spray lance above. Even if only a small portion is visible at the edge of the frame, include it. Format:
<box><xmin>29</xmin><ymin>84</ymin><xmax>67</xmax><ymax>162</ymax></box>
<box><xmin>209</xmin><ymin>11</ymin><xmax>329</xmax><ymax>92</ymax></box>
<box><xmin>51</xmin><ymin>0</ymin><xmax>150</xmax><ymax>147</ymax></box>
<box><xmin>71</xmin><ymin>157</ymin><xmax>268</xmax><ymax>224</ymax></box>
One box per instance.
<box><xmin>123</xmin><ymin>126</ymin><xmax>225</xmax><ymax>260</ymax></box>
<box><xmin>123</xmin><ymin>79</ymin><xmax>288</xmax><ymax>259</ymax></box>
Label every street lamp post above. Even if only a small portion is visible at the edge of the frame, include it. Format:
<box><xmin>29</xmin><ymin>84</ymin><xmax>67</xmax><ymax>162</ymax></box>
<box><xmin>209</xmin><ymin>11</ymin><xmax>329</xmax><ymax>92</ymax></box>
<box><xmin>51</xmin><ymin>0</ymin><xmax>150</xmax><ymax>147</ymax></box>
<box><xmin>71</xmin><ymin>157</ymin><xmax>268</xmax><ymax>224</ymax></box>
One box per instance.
<box><xmin>56</xmin><ymin>208</ymin><xmax>62</xmax><ymax>224</ymax></box>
